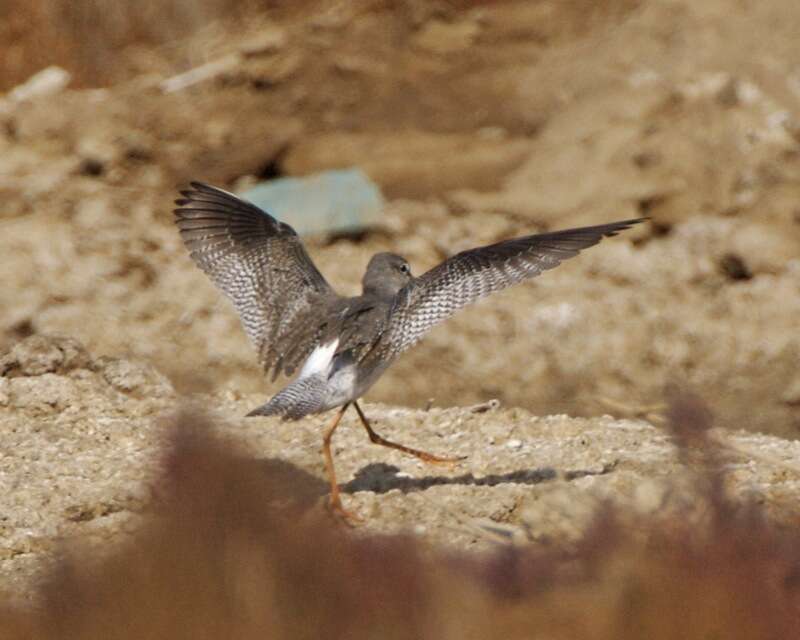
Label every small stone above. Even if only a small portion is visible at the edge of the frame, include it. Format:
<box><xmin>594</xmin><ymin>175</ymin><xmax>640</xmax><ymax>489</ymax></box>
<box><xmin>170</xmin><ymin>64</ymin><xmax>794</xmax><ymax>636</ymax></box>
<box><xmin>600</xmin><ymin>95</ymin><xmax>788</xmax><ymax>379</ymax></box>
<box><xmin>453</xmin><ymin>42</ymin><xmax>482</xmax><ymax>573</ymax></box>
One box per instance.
<box><xmin>8</xmin><ymin>66</ymin><xmax>70</xmax><ymax>102</ymax></box>
<box><xmin>0</xmin><ymin>335</ymin><xmax>90</xmax><ymax>377</ymax></box>
<box><xmin>98</xmin><ymin>357</ymin><xmax>174</xmax><ymax>397</ymax></box>
<box><xmin>1</xmin><ymin>335</ymin><xmax>61</xmax><ymax>376</ymax></box>
<box><xmin>56</xmin><ymin>336</ymin><xmax>93</xmax><ymax>370</ymax></box>
<box><xmin>468</xmin><ymin>399</ymin><xmax>501</xmax><ymax>413</ymax></box>
<box><xmin>506</xmin><ymin>439</ymin><xmax>523</xmax><ymax>449</ymax></box>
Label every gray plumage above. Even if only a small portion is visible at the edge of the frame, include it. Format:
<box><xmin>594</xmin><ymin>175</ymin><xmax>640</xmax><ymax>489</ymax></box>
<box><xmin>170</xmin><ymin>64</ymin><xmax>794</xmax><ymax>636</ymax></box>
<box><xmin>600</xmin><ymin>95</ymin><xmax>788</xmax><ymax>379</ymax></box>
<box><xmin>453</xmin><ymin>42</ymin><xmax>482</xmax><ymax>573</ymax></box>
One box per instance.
<box><xmin>372</xmin><ymin>223</ymin><xmax>639</xmax><ymax>361</ymax></box>
<box><xmin>174</xmin><ymin>182</ymin><xmax>335</xmax><ymax>381</ymax></box>
<box><xmin>175</xmin><ymin>181</ymin><xmax>644</xmax><ymax>420</ymax></box>
<box><xmin>253</xmin><ymin>373</ymin><xmax>329</xmax><ymax>420</ymax></box>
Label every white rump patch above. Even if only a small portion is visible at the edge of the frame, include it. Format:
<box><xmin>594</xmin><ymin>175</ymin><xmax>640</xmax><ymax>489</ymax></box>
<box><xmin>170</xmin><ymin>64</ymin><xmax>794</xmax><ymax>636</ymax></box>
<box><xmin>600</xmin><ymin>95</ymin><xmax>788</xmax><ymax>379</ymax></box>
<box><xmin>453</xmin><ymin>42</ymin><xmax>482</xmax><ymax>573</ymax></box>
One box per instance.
<box><xmin>299</xmin><ymin>339</ymin><xmax>339</xmax><ymax>379</ymax></box>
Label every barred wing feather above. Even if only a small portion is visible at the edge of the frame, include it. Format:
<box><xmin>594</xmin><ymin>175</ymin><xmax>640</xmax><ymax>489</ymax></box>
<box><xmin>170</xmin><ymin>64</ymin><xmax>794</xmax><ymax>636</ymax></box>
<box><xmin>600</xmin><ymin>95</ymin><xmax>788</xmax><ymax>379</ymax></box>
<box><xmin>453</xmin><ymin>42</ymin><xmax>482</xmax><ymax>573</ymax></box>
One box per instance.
<box><xmin>174</xmin><ymin>182</ymin><xmax>337</xmax><ymax>379</ymax></box>
<box><xmin>381</xmin><ymin>218</ymin><xmax>645</xmax><ymax>358</ymax></box>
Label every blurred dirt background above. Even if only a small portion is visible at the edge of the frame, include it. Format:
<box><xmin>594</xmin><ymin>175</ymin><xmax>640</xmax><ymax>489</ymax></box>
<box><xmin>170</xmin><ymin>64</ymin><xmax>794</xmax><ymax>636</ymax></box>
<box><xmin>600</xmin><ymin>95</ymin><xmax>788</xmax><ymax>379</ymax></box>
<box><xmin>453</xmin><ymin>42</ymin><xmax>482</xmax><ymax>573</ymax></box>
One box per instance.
<box><xmin>2</xmin><ymin>0</ymin><xmax>800</xmax><ymax>605</ymax></box>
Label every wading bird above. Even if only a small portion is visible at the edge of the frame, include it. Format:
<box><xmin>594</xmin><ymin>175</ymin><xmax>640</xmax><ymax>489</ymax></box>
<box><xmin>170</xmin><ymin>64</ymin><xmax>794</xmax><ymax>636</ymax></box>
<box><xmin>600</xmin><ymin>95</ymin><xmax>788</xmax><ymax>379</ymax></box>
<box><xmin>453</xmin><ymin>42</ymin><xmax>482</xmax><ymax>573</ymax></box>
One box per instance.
<box><xmin>175</xmin><ymin>182</ymin><xmax>644</xmax><ymax>518</ymax></box>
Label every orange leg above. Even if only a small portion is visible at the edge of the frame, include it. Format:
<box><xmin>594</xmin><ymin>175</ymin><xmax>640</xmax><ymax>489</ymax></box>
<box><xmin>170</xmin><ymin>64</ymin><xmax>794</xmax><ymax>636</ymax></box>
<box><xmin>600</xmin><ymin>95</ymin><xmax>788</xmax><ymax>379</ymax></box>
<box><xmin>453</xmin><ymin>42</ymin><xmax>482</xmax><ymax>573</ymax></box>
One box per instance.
<box><xmin>322</xmin><ymin>404</ymin><xmax>361</xmax><ymax>522</ymax></box>
<box><xmin>353</xmin><ymin>401</ymin><xmax>466</xmax><ymax>466</ymax></box>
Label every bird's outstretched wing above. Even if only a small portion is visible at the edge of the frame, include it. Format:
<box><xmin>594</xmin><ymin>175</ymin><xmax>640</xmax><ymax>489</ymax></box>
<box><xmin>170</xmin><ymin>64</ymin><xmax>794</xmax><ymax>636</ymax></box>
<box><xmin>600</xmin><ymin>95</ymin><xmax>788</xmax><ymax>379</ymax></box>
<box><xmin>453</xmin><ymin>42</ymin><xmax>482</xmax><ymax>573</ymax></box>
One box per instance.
<box><xmin>377</xmin><ymin>218</ymin><xmax>645</xmax><ymax>358</ymax></box>
<box><xmin>174</xmin><ymin>182</ymin><xmax>337</xmax><ymax>379</ymax></box>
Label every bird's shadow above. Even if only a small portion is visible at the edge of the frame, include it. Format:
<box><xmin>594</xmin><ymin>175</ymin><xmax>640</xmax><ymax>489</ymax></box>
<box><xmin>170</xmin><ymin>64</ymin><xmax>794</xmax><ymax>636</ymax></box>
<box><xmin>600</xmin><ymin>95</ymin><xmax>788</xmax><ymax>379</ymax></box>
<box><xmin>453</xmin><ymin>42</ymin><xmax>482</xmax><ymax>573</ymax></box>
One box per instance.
<box><xmin>341</xmin><ymin>462</ymin><xmax>615</xmax><ymax>495</ymax></box>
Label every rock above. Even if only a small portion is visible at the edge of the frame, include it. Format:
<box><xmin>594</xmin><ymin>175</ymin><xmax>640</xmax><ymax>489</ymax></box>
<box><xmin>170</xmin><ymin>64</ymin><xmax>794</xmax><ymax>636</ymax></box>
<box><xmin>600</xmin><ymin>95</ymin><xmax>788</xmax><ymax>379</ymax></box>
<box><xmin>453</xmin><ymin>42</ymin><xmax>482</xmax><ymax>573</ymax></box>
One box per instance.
<box><xmin>97</xmin><ymin>357</ymin><xmax>174</xmax><ymax>398</ymax></box>
<box><xmin>239</xmin><ymin>169</ymin><xmax>384</xmax><ymax>236</ymax></box>
<box><xmin>0</xmin><ymin>335</ymin><xmax>91</xmax><ymax>377</ymax></box>
<box><xmin>7</xmin><ymin>66</ymin><xmax>71</xmax><ymax>103</ymax></box>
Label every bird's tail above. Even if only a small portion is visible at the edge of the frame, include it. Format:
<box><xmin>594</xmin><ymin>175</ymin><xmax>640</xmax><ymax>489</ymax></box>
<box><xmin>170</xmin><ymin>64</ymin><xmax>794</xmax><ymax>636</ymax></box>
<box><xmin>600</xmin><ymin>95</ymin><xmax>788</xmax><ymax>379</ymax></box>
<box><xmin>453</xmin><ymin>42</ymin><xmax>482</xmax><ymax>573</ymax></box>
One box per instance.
<box><xmin>246</xmin><ymin>374</ymin><xmax>328</xmax><ymax>421</ymax></box>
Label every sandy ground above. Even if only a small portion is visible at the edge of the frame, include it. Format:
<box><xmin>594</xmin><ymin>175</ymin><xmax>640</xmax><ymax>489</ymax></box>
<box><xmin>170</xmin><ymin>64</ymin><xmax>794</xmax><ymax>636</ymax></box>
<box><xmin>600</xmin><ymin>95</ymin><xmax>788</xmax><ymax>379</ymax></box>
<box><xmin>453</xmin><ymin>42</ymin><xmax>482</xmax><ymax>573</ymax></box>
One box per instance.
<box><xmin>2</xmin><ymin>336</ymin><xmax>800</xmax><ymax>602</ymax></box>
<box><xmin>2</xmin><ymin>0</ymin><xmax>800</xmax><ymax>601</ymax></box>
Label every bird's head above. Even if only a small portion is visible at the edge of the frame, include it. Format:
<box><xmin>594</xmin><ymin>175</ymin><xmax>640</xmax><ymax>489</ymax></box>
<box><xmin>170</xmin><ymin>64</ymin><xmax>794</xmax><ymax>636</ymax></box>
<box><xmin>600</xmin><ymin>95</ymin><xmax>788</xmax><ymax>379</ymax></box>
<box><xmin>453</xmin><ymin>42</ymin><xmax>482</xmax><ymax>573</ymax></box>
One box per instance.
<box><xmin>362</xmin><ymin>252</ymin><xmax>413</xmax><ymax>297</ymax></box>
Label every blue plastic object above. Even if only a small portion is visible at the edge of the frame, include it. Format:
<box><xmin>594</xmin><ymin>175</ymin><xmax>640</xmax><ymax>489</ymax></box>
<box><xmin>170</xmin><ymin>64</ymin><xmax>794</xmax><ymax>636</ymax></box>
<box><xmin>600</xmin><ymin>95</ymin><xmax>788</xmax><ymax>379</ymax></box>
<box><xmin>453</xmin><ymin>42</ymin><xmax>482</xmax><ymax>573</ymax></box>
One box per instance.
<box><xmin>239</xmin><ymin>168</ymin><xmax>384</xmax><ymax>236</ymax></box>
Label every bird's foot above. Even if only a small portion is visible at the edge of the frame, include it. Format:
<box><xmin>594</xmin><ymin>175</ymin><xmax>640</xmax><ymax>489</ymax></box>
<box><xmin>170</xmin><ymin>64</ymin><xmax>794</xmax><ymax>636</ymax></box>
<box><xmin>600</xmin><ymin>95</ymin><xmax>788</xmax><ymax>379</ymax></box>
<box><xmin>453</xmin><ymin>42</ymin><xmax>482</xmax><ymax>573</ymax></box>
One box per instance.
<box><xmin>327</xmin><ymin>495</ymin><xmax>363</xmax><ymax>525</ymax></box>
<box><xmin>416</xmin><ymin>452</ymin><xmax>468</xmax><ymax>469</ymax></box>
<box><xmin>365</xmin><ymin>432</ymin><xmax>467</xmax><ymax>468</ymax></box>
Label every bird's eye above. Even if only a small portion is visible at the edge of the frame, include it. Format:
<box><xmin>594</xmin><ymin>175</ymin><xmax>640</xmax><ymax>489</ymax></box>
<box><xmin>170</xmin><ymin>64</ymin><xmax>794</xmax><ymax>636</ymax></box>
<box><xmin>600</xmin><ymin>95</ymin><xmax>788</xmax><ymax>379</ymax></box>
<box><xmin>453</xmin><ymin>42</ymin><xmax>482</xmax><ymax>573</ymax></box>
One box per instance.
<box><xmin>400</xmin><ymin>263</ymin><xmax>410</xmax><ymax>274</ymax></box>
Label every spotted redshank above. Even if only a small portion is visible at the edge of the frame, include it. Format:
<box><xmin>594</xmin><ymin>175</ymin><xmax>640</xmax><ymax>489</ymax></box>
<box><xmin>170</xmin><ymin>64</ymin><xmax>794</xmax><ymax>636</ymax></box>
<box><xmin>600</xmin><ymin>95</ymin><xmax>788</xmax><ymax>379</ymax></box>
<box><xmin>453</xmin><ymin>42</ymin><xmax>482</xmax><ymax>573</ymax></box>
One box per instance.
<box><xmin>175</xmin><ymin>181</ymin><xmax>644</xmax><ymax>517</ymax></box>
